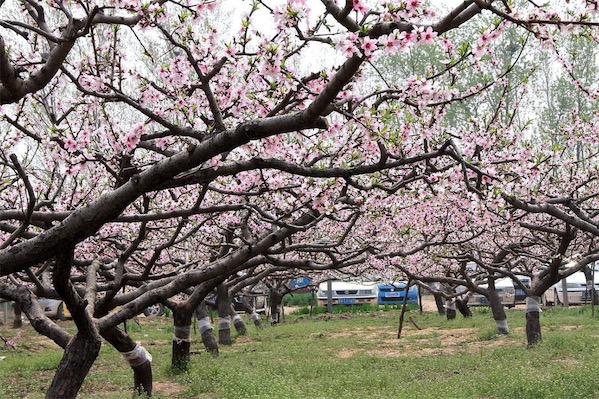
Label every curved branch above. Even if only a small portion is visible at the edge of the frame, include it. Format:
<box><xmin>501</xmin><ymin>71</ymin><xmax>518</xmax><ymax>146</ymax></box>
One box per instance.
<box><xmin>0</xmin><ymin>155</ymin><xmax>36</xmax><ymax>249</ymax></box>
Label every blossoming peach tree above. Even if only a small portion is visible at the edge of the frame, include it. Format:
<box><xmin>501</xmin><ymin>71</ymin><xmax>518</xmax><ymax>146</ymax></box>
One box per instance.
<box><xmin>0</xmin><ymin>0</ymin><xmax>598</xmax><ymax>397</ymax></box>
<box><xmin>372</xmin><ymin>18</ymin><xmax>599</xmax><ymax>344</ymax></box>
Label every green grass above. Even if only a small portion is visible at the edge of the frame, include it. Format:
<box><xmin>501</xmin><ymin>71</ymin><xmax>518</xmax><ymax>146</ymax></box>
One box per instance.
<box><xmin>290</xmin><ymin>303</ymin><xmax>419</xmax><ymax>315</ymax></box>
<box><xmin>283</xmin><ymin>292</ymin><xmax>314</xmax><ymax>307</ymax></box>
<box><xmin>3</xmin><ymin>306</ymin><xmax>599</xmax><ymax>398</ymax></box>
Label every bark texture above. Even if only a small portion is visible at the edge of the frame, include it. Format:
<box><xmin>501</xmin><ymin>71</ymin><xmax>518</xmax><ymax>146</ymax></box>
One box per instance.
<box><xmin>47</xmin><ymin>249</ymin><xmax>102</xmax><ymax>399</ymax></box>
<box><xmin>456</xmin><ymin>295</ymin><xmax>472</xmax><ymax>318</ymax></box>
<box><xmin>196</xmin><ymin>303</ymin><xmax>218</xmax><ymax>355</ymax></box>
<box><xmin>269</xmin><ymin>290</ymin><xmax>285</xmax><ymax>325</ymax></box>
<box><xmin>46</xmin><ymin>332</ymin><xmax>101</xmax><ymax>399</ymax></box>
<box><xmin>525</xmin><ymin>296</ymin><xmax>543</xmax><ymax>346</ymax></box>
<box><xmin>217</xmin><ymin>284</ymin><xmax>232</xmax><ymax>345</ymax></box>
<box><xmin>171</xmin><ymin>309</ymin><xmax>193</xmax><ymax>371</ymax></box>
<box><xmin>446</xmin><ymin>300</ymin><xmax>456</xmax><ymax>320</ymax></box>
<box><xmin>12</xmin><ymin>302</ymin><xmax>22</xmax><ymax>328</ymax></box>
<box><xmin>230</xmin><ymin>305</ymin><xmax>247</xmax><ymax>336</ymax></box>
<box><xmin>434</xmin><ymin>293</ymin><xmax>446</xmax><ymax>315</ymax></box>
<box><xmin>446</xmin><ymin>307</ymin><xmax>456</xmax><ymax>320</ymax></box>
<box><xmin>526</xmin><ymin>311</ymin><xmax>542</xmax><ymax>346</ymax></box>
<box><xmin>487</xmin><ymin>288</ymin><xmax>509</xmax><ymax>335</ymax></box>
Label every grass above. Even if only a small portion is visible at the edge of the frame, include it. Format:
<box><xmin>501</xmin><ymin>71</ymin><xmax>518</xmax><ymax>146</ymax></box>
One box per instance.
<box><xmin>2</xmin><ymin>305</ymin><xmax>599</xmax><ymax>398</ymax></box>
<box><xmin>291</xmin><ymin>303</ymin><xmax>419</xmax><ymax>315</ymax></box>
<box><xmin>283</xmin><ymin>292</ymin><xmax>314</xmax><ymax>307</ymax></box>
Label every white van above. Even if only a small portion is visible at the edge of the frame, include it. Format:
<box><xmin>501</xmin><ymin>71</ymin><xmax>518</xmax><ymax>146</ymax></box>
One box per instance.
<box><xmin>544</xmin><ymin>272</ymin><xmax>599</xmax><ymax>305</ymax></box>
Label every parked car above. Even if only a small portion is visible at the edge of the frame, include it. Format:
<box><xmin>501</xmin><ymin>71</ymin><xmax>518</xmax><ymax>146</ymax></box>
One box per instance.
<box><xmin>544</xmin><ymin>272</ymin><xmax>599</xmax><ymax>305</ymax></box>
<box><xmin>39</xmin><ymin>298</ymin><xmax>71</xmax><ymax>320</ymax></box>
<box><xmin>513</xmin><ymin>275</ymin><xmax>531</xmax><ymax>304</ymax></box>
<box><xmin>289</xmin><ymin>276</ymin><xmax>312</xmax><ymax>292</ymax></box>
<box><xmin>316</xmin><ymin>280</ymin><xmax>378</xmax><ymax>306</ymax></box>
<box><xmin>377</xmin><ymin>281</ymin><xmax>418</xmax><ymax>305</ymax></box>
<box><xmin>39</xmin><ymin>298</ymin><xmax>166</xmax><ymax>319</ymax></box>
<box><xmin>143</xmin><ymin>303</ymin><xmax>165</xmax><ymax>317</ymax></box>
<box><xmin>469</xmin><ymin>277</ymin><xmax>517</xmax><ymax>308</ymax></box>
<box><xmin>232</xmin><ymin>292</ymin><xmax>268</xmax><ymax>314</ymax></box>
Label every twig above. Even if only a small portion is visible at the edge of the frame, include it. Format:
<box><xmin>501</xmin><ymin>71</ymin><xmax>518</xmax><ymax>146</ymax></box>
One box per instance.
<box><xmin>409</xmin><ymin>316</ymin><xmax>422</xmax><ymax>330</ymax></box>
<box><xmin>0</xmin><ymin>332</ymin><xmax>19</xmax><ymax>349</ymax></box>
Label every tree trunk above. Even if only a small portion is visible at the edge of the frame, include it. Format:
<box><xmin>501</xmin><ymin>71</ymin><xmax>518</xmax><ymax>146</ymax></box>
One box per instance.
<box><xmin>434</xmin><ymin>293</ymin><xmax>446</xmax><ymax>315</ymax></box>
<box><xmin>269</xmin><ymin>290</ymin><xmax>284</xmax><ymax>325</ymax></box>
<box><xmin>250</xmin><ymin>310</ymin><xmax>262</xmax><ymax>328</ymax></box>
<box><xmin>445</xmin><ymin>300</ymin><xmax>456</xmax><ymax>320</ymax></box>
<box><xmin>239</xmin><ymin>296</ymin><xmax>262</xmax><ymax>328</ymax></box>
<box><xmin>456</xmin><ymin>294</ymin><xmax>472</xmax><ymax>318</ymax></box>
<box><xmin>582</xmin><ymin>266</ymin><xmax>598</xmax><ymax>304</ymax></box>
<box><xmin>172</xmin><ymin>278</ymin><xmax>225</xmax><ymax>357</ymax></box>
<box><xmin>216</xmin><ymin>284</ymin><xmax>232</xmax><ymax>345</ymax></box>
<box><xmin>12</xmin><ymin>302</ymin><xmax>22</xmax><ymax>328</ymax></box>
<box><xmin>487</xmin><ymin>288</ymin><xmax>509</xmax><ymax>335</ymax></box>
<box><xmin>229</xmin><ymin>305</ymin><xmax>247</xmax><ymax>336</ymax></box>
<box><xmin>196</xmin><ymin>303</ymin><xmax>218</xmax><ymax>355</ymax></box>
<box><xmin>102</xmin><ymin>327</ymin><xmax>152</xmax><ymax>397</ymax></box>
<box><xmin>397</xmin><ymin>280</ymin><xmax>412</xmax><ymax>339</ymax></box>
<box><xmin>171</xmin><ymin>308</ymin><xmax>193</xmax><ymax>371</ymax></box>
<box><xmin>525</xmin><ymin>296</ymin><xmax>542</xmax><ymax>346</ymax></box>
<box><xmin>429</xmin><ymin>283</ymin><xmax>446</xmax><ymax>315</ymax></box>
<box><xmin>47</xmin><ymin>248</ymin><xmax>101</xmax><ymax>399</ymax></box>
<box><xmin>46</xmin><ymin>332</ymin><xmax>102</xmax><ymax>399</ymax></box>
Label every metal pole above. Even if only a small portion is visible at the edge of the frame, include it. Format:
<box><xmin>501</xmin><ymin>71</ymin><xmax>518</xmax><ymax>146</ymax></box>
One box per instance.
<box><xmin>561</xmin><ymin>278</ymin><xmax>569</xmax><ymax>308</ymax></box>
<box><xmin>417</xmin><ymin>285</ymin><xmax>423</xmax><ymax>315</ymax></box>
<box><xmin>310</xmin><ymin>288</ymin><xmax>315</xmax><ymax>318</ymax></box>
<box><xmin>593</xmin><ymin>265</ymin><xmax>596</xmax><ymax>317</ymax></box>
<box><xmin>326</xmin><ymin>279</ymin><xmax>333</xmax><ymax>314</ymax></box>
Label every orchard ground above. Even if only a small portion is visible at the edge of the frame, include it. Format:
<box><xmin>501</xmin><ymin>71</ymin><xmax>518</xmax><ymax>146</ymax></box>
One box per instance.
<box><xmin>2</xmin><ymin>302</ymin><xmax>599</xmax><ymax>399</ymax></box>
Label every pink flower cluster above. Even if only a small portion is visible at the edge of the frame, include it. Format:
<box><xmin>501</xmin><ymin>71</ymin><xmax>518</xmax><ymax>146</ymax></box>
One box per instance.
<box><xmin>125</xmin><ymin>123</ymin><xmax>145</xmax><ymax>151</ymax></box>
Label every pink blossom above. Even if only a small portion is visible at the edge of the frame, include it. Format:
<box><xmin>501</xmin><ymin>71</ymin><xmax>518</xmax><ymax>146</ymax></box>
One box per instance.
<box><xmin>341</xmin><ymin>40</ymin><xmax>359</xmax><ymax>57</ymax></box>
<box><xmin>441</xmin><ymin>37</ymin><xmax>454</xmax><ymax>50</ymax></box>
<box><xmin>124</xmin><ymin>133</ymin><xmax>139</xmax><ymax>151</ymax></box>
<box><xmin>478</xmin><ymin>30</ymin><xmax>493</xmax><ymax>47</ymax></box>
<box><xmin>352</xmin><ymin>0</ymin><xmax>369</xmax><ymax>14</ymax></box>
<box><xmin>418</xmin><ymin>27</ymin><xmax>437</xmax><ymax>44</ymax></box>
<box><xmin>66</xmin><ymin>163</ymin><xmax>83</xmax><ymax>176</ymax></box>
<box><xmin>64</xmin><ymin>138</ymin><xmax>78</xmax><ymax>152</ymax></box>
<box><xmin>406</xmin><ymin>0</ymin><xmax>421</xmax><ymax>11</ymax></box>
<box><xmin>379</xmin><ymin>34</ymin><xmax>401</xmax><ymax>54</ymax></box>
<box><xmin>400</xmin><ymin>31</ymin><xmax>416</xmax><ymax>46</ymax></box>
<box><xmin>361</xmin><ymin>37</ymin><xmax>378</xmax><ymax>57</ymax></box>
<box><xmin>125</xmin><ymin>123</ymin><xmax>145</xmax><ymax>151</ymax></box>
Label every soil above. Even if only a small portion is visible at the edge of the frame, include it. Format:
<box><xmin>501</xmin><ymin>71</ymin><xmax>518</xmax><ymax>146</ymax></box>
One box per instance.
<box><xmin>332</xmin><ymin>325</ymin><xmax>510</xmax><ymax>358</ymax></box>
